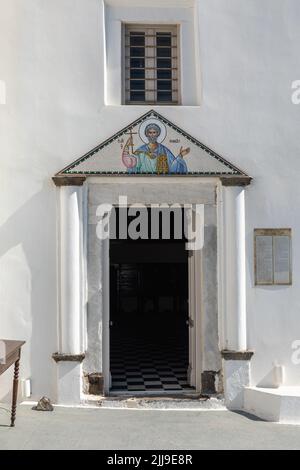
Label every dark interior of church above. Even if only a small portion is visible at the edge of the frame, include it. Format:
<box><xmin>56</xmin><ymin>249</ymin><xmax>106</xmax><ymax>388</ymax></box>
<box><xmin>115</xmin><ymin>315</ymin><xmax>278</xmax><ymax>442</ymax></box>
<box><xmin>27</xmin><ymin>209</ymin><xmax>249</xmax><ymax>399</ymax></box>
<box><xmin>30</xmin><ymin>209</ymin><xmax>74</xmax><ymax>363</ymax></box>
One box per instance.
<box><xmin>109</xmin><ymin>208</ymin><xmax>193</xmax><ymax>393</ymax></box>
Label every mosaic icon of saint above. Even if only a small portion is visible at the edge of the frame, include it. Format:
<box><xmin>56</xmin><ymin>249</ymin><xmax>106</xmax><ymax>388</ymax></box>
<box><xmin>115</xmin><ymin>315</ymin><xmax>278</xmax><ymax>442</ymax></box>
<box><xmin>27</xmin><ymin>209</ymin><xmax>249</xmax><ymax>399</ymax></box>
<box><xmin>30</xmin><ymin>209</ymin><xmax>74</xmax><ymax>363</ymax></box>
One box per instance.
<box><xmin>122</xmin><ymin>120</ymin><xmax>190</xmax><ymax>174</ymax></box>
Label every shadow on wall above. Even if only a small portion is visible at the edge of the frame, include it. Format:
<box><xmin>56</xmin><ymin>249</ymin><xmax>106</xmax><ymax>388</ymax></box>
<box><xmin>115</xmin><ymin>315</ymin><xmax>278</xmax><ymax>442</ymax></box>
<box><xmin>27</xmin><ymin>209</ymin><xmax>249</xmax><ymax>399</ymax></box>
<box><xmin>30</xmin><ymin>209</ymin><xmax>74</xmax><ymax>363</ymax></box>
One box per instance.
<box><xmin>0</xmin><ymin>180</ymin><xmax>58</xmax><ymax>402</ymax></box>
<box><xmin>256</xmin><ymin>368</ymin><xmax>277</xmax><ymax>388</ymax></box>
<box><xmin>256</xmin><ymin>364</ymin><xmax>284</xmax><ymax>388</ymax></box>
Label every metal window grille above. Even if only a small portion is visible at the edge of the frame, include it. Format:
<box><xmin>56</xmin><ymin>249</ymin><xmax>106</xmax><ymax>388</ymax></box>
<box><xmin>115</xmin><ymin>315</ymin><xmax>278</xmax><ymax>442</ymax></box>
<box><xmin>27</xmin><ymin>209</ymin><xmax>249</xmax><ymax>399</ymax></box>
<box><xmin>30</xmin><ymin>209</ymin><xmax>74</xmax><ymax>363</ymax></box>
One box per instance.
<box><xmin>124</xmin><ymin>24</ymin><xmax>179</xmax><ymax>105</ymax></box>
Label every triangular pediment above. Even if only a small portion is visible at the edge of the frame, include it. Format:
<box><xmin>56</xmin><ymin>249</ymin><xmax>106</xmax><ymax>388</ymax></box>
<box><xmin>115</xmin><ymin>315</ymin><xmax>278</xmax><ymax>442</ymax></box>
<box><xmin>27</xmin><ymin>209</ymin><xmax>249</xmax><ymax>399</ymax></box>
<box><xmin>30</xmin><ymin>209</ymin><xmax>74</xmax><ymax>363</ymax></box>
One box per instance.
<box><xmin>56</xmin><ymin>110</ymin><xmax>248</xmax><ymax>177</ymax></box>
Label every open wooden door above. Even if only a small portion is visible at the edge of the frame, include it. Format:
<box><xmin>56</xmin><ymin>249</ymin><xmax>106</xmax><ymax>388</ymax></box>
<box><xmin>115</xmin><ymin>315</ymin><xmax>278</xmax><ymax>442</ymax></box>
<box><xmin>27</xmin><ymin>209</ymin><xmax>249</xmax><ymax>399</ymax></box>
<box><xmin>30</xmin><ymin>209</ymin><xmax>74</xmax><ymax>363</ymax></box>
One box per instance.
<box><xmin>186</xmin><ymin>207</ymin><xmax>203</xmax><ymax>392</ymax></box>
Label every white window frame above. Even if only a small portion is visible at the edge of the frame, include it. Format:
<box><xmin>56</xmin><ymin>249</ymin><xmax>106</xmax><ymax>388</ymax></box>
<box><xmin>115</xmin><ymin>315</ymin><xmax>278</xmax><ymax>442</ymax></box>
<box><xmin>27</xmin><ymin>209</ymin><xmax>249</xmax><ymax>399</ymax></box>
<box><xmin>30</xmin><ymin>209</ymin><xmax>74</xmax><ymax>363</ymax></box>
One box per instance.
<box><xmin>123</xmin><ymin>24</ymin><xmax>181</xmax><ymax>105</ymax></box>
<box><xmin>104</xmin><ymin>2</ymin><xmax>200</xmax><ymax>107</ymax></box>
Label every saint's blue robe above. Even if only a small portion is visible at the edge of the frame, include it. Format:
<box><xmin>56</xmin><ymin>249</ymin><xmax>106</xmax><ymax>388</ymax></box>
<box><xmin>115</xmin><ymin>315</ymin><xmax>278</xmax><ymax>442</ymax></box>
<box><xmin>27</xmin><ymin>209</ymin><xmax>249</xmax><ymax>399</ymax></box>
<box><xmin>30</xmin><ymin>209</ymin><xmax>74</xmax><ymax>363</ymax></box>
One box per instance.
<box><xmin>127</xmin><ymin>143</ymin><xmax>188</xmax><ymax>174</ymax></box>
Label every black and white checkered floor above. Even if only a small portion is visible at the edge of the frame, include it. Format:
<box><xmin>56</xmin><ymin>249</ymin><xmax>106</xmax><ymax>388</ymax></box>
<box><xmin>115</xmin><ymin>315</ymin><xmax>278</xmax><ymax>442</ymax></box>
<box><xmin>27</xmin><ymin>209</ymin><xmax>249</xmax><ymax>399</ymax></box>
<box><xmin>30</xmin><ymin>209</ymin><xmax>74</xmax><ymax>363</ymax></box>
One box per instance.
<box><xmin>110</xmin><ymin>337</ymin><xmax>194</xmax><ymax>392</ymax></box>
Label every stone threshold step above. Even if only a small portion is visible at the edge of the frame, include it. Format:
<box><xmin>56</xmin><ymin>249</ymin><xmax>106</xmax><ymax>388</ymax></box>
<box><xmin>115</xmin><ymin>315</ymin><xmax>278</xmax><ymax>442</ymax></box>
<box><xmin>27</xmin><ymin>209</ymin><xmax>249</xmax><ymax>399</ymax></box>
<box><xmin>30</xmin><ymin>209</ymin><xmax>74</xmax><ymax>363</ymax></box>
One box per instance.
<box><xmin>82</xmin><ymin>393</ymin><xmax>225</xmax><ymax>410</ymax></box>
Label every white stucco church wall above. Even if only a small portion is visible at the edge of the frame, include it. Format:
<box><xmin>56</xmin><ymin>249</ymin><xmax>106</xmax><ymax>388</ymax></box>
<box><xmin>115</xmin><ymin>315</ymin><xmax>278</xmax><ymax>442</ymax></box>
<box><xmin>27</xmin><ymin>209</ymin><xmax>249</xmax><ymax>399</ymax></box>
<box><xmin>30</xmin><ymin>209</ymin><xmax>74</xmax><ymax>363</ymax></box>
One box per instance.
<box><xmin>1</xmin><ymin>0</ymin><xmax>300</xmax><ymax>419</ymax></box>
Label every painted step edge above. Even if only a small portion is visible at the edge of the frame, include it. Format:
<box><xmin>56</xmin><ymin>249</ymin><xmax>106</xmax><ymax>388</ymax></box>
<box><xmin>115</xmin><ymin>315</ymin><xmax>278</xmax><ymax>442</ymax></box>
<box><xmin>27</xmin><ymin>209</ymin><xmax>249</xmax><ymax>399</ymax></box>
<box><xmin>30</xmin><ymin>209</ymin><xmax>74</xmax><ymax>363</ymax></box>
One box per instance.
<box><xmin>244</xmin><ymin>387</ymin><xmax>300</xmax><ymax>424</ymax></box>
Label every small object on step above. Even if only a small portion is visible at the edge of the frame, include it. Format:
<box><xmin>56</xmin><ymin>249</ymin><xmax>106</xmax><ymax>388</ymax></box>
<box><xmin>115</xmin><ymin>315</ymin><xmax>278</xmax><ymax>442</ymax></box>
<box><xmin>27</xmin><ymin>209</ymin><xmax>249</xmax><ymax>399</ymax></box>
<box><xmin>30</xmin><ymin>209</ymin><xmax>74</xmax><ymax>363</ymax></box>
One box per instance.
<box><xmin>32</xmin><ymin>396</ymin><xmax>54</xmax><ymax>411</ymax></box>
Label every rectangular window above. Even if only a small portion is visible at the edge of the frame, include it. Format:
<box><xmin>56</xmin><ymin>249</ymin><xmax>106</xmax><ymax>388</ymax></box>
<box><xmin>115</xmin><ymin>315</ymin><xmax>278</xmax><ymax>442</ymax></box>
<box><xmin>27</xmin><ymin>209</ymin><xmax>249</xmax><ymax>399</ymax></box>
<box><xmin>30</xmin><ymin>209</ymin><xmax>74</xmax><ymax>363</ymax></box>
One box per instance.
<box><xmin>254</xmin><ymin>229</ymin><xmax>292</xmax><ymax>286</ymax></box>
<box><xmin>124</xmin><ymin>24</ymin><xmax>179</xmax><ymax>105</ymax></box>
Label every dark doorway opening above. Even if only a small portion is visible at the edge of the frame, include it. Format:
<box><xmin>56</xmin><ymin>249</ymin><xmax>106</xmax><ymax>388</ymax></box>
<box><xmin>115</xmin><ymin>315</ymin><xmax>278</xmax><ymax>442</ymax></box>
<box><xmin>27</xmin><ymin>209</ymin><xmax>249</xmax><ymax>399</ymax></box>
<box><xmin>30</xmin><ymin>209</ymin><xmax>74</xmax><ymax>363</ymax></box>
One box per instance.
<box><xmin>109</xmin><ymin>208</ymin><xmax>193</xmax><ymax>393</ymax></box>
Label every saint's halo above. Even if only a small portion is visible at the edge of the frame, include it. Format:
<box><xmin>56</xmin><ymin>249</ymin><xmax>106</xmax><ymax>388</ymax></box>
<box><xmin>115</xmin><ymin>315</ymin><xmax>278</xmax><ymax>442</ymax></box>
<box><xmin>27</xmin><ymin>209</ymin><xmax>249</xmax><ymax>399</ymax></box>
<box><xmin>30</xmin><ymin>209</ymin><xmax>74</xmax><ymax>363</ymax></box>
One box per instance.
<box><xmin>138</xmin><ymin>118</ymin><xmax>167</xmax><ymax>144</ymax></box>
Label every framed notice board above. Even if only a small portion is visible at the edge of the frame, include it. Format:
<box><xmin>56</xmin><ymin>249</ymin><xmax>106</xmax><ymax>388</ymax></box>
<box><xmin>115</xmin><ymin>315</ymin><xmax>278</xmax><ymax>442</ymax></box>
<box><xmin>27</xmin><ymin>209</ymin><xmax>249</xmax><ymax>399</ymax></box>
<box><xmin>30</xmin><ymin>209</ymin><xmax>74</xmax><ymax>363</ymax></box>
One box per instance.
<box><xmin>254</xmin><ymin>228</ymin><xmax>292</xmax><ymax>286</ymax></box>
